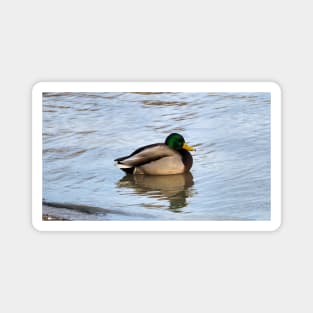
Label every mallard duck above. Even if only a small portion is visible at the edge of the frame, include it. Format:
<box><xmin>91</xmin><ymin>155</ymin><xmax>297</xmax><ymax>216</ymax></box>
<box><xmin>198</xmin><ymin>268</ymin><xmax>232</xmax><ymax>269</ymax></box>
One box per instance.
<box><xmin>115</xmin><ymin>133</ymin><xmax>195</xmax><ymax>175</ymax></box>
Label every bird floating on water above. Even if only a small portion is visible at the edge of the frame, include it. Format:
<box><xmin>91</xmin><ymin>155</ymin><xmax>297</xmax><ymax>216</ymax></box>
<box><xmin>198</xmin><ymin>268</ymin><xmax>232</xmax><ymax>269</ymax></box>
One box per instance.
<box><xmin>114</xmin><ymin>133</ymin><xmax>195</xmax><ymax>175</ymax></box>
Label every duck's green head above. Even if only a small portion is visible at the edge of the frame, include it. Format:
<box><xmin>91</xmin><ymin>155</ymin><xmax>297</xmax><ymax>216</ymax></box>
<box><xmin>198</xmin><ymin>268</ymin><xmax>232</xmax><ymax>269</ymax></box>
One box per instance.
<box><xmin>165</xmin><ymin>133</ymin><xmax>195</xmax><ymax>151</ymax></box>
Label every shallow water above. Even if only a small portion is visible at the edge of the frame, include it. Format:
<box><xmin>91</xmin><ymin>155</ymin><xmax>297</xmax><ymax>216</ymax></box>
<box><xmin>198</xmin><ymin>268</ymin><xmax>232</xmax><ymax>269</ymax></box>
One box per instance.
<box><xmin>43</xmin><ymin>92</ymin><xmax>270</xmax><ymax>220</ymax></box>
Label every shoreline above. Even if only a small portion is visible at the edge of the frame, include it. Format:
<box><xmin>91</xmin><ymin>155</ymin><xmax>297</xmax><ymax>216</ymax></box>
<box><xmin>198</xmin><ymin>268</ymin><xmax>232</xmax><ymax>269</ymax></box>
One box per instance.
<box><xmin>42</xmin><ymin>213</ymin><xmax>68</xmax><ymax>221</ymax></box>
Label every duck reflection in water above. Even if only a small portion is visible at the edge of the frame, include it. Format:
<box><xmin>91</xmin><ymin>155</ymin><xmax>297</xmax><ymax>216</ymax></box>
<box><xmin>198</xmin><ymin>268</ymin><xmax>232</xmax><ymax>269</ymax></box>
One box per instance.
<box><xmin>117</xmin><ymin>172</ymin><xmax>194</xmax><ymax>212</ymax></box>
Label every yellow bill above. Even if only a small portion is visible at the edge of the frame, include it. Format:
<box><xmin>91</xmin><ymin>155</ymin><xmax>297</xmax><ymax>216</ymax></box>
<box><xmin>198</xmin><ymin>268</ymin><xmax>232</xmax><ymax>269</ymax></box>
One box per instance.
<box><xmin>182</xmin><ymin>143</ymin><xmax>195</xmax><ymax>151</ymax></box>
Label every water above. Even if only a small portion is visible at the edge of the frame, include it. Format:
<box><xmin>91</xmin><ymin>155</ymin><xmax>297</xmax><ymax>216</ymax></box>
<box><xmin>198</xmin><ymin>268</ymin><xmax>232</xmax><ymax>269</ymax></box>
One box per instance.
<box><xmin>43</xmin><ymin>92</ymin><xmax>271</xmax><ymax>220</ymax></box>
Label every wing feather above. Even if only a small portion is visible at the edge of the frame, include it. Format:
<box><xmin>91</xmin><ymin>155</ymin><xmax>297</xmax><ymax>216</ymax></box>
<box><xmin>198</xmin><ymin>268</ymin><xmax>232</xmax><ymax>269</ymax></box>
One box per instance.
<box><xmin>115</xmin><ymin>143</ymin><xmax>176</xmax><ymax>167</ymax></box>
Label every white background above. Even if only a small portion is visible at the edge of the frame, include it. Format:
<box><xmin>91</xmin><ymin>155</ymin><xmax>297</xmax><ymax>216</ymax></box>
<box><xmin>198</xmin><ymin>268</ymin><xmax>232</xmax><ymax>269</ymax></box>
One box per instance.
<box><xmin>0</xmin><ymin>1</ymin><xmax>311</xmax><ymax>312</ymax></box>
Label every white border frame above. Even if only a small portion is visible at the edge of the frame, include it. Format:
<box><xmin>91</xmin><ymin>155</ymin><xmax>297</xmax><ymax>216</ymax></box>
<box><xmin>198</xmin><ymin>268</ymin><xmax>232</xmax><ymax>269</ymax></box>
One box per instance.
<box><xmin>32</xmin><ymin>82</ymin><xmax>281</xmax><ymax>231</ymax></box>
